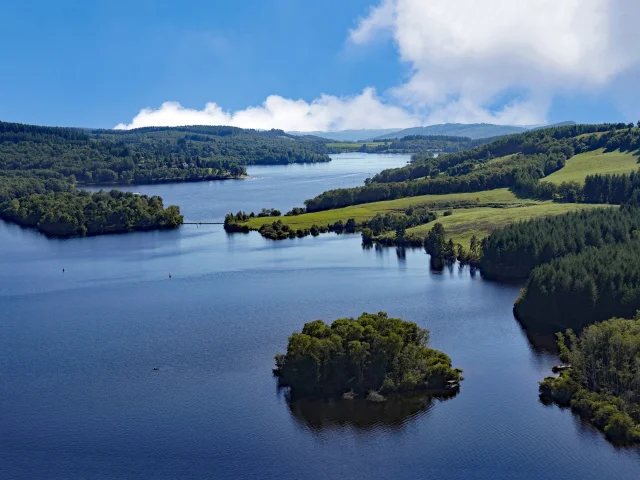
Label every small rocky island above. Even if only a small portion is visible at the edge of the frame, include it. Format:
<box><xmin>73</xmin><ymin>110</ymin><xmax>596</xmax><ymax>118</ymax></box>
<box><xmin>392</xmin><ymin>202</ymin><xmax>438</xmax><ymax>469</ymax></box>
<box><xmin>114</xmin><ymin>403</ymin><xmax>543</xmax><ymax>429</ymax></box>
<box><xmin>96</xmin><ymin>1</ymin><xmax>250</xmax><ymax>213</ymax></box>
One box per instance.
<box><xmin>274</xmin><ymin>312</ymin><xmax>462</xmax><ymax>400</ymax></box>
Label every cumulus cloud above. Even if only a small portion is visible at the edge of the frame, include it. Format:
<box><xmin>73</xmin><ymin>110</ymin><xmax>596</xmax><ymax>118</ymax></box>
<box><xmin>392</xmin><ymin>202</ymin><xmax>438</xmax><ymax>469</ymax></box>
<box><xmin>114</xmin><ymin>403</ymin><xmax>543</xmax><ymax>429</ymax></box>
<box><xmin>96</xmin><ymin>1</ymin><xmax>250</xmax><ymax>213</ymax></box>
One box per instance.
<box><xmin>351</xmin><ymin>0</ymin><xmax>640</xmax><ymax>124</ymax></box>
<box><xmin>116</xmin><ymin>0</ymin><xmax>639</xmax><ymax>130</ymax></box>
<box><xmin>114</xmin><ymin>88</ymin><xmax>417</xmax><ymax>131</ymax></box>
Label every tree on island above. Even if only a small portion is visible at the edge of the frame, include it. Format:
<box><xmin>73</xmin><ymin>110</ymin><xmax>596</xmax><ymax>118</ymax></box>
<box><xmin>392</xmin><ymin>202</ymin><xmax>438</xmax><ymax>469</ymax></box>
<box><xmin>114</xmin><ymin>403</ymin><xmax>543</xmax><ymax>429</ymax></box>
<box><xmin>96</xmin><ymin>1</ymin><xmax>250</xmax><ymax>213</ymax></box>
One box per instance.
<box><xmin>274</xmin><ymin>312</ymin><xmax>462</xmax><ymax>399</ymax></box>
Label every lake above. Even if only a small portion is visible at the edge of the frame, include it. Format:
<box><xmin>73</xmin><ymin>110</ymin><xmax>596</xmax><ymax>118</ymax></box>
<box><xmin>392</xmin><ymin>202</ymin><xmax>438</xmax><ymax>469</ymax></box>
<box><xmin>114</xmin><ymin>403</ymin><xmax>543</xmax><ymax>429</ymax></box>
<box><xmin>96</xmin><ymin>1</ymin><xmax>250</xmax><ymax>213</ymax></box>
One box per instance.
<box><xmin>1</xmin><ymin>153</ymin><xmax>639</xmax><ymax>480</ymax></box>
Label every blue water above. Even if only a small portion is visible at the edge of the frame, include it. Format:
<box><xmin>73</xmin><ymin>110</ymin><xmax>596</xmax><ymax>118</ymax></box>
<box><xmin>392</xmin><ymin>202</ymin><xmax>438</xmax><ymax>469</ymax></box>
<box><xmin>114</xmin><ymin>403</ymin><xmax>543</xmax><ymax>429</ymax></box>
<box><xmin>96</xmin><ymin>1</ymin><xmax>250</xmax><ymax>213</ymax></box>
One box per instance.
<box><xmin>1</xmin><ymin>154</ymin><xmax>639</xmax><ymax>479</ymax></box>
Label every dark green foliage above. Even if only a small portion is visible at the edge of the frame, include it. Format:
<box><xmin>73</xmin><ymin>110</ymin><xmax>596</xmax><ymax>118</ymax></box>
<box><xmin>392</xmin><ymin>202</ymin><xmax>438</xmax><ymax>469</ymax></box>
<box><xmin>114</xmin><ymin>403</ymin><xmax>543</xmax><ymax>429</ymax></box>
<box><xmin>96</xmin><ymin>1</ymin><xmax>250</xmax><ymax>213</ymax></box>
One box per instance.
<box><xmin>257</xmin><ymin>220</ymin><xmax>327</xmax><ymax>240</ymax></box>
<box><xmin>366</xmin><ymin>206</ymin><xmax>437</xmax><ymax>237</ymax></box>
<box><xmin>257</xmin><ymin>208</ymin><xmax>281</xmax><ymax>217</ymax></box>
<box><xmin>481</xmin><ymin>206</ymin><xmax>640</xmax><ymax>281</ymax></box>
<box><xmin>259</xmin><ymin>220</ymin><xmax>292</xmax><ymax>240</ymax></box>
<box><xmin>424</xmin><ymin>223</ymin><xmax>447</xmax><ymax>259</ymax></box>
<box><xmin>274</xmin><ymin>312</ymin><xmax>462</xmax><ymax>398</ymax></box>
<box><xmin>0</xmin><ymin>171</ymin><xmax>74</xmax><ymax>202</ymax></box>
<box><xmin>285</xmin><ymin>207</ymin><xmax>306</xmax><ymax>216</ymax></box>
<box><xmin>0</xmin><ymin>189</ymin><xmax>183</xmax><ymax>237</ymax></box>
<box><xmin>539</xmin><ymin>319</ymin><xmax>640</xmax><ymax>444</ymax></box>
<box><xmin>0</xmin><ymin>121</ymin><xmax>332</xmax><ymax>188</ymax></box>
<box><xmin>361</xmin><ymin>228</ymin><xmax>374</xmax><ymax>245</ymax></box>
<box><xmin>0</xmin><ymin>121</ymin><xmax>248</xmax><ymax>185</ymax></box>
<box><xmin>515</xmin><ymin>241</ymin><xmax>640</xmax><ymax>332</ymax></box>
<box><xmin>583</xmin><ymin>171</ymin><xmax>640</xmax><ymax>204</ymax></box>
<box><xmin>423</xmin><ymin>223</ymin><xmax>457</xmax><ymax>269</ymax></box>
<box><xmin>359</xmin><ymin>135</ymin><xmax>480</xmax><ymax>155</ymax></box>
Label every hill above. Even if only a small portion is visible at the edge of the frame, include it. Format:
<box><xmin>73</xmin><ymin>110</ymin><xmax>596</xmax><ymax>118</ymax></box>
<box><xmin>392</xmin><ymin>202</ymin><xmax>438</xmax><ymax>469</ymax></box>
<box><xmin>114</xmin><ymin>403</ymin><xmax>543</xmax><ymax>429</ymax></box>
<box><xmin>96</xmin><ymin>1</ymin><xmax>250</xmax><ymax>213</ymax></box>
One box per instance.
<box><xmin>288</xmin><ymin>128</ymin><xmax>403</xmax><ymax>142</ymax></box>
<box><xmin>0</xmin><ymin>121</ymin><xmax>331</xmax><ymax>237</ymax></box>
<box><xmin>227</xmin><ymin>122</ymin><xmax>638</xmax><ymax>247</ymax></box>
<box><xmin>370</xmin><ymin>121</ymin><xmax>577</xmax><ymax>141</ymax></box>
<box><xmin>542</xmin><ymin>148</ymin><xmax>639</xmax><ymax>185</ymax></box>
<box><xmin>370</xmin><ymin>123</ymin><xmax>527</xmax><ymax>141</ymax></box>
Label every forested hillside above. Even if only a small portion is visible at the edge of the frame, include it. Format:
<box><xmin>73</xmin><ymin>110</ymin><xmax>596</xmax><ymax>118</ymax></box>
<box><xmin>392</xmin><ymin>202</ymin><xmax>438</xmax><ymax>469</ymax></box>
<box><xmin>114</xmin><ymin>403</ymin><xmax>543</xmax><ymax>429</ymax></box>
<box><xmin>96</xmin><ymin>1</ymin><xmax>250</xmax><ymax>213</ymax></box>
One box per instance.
<box><xmin>0</xmin><ymin>122</ymin><xmax>332</xmax><ymax>186</ymax></box>
<box><xmin>370</xmin><ymin>123</ymin><xmax>528</xmax><ymax>140</ymax></box>
<box><xmin>0</xmin><ymin>121</ymin><xmax>333</xmax><ymax>236</ymax></box>
<box><xmin>514</xmin><ymin>241</ymin><xmax>640</xmax><ymax>332</ymax></box>
<box><xmin>480</xmin><ymin>206</ymin><xmax>640</xmax><ymax>281</ymax></box>
<box><xmin>304</xmin><ymin>123</ymin><xmax>638</xmax><ymax>211</ymax></box>
<box><xmin>356</xmin><ymin>135</ymin><xmax>487</xmax><ymax>155</ymax></box>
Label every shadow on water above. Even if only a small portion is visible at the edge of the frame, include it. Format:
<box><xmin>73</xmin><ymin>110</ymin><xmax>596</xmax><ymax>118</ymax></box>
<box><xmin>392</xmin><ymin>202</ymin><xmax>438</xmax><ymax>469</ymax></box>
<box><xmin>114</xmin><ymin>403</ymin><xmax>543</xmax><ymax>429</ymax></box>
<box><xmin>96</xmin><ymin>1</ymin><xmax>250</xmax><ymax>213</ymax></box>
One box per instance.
<box><xmin>513</xmin><ymin>313</ymin><xmax>561</xmax><ymax>354</ymax></box>
<box><xmin>285</xmin><ymin>391</ymin><xmax>458</xmax><ymax>433</ymax></box>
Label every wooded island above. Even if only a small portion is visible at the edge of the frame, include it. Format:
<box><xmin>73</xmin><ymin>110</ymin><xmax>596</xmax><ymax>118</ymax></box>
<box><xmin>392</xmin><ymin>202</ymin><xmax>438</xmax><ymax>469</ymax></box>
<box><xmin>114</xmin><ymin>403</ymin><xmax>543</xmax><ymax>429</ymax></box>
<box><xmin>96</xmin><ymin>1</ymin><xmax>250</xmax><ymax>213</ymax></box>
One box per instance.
<box><xmin>274</xmin><ymin>312</ymin><xmax>462</xmax><ymax>399</ymax></box>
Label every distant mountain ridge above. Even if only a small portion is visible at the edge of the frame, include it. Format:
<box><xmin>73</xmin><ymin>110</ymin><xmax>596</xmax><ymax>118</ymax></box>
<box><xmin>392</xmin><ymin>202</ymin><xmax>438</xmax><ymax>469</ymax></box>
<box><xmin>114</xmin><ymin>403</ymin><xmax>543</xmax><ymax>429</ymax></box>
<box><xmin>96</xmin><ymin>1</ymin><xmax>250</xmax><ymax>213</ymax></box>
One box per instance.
<box><xmin>287</xmin><ymin>122</ymin><xmax>575</xmax><ymax>143</ymax></box>
<box><xmin>287</xmin><ymin>128</ymin><xmax>403</xmax><ymax>142</ymax></box>
<box><xmin>369</xmin><ymin>123</ymin><xmax>524</xmax><ymax>141</ymax></box>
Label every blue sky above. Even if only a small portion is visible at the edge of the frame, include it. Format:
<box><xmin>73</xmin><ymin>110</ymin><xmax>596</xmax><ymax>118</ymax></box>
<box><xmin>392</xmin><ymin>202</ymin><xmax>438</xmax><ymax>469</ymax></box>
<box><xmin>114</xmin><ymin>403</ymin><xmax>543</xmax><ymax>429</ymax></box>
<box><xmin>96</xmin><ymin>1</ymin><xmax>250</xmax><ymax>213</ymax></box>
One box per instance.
<box><xmin>0</xmin><ymin>0</ymin><xmax>637</xmax><ymax>130</ymax></box>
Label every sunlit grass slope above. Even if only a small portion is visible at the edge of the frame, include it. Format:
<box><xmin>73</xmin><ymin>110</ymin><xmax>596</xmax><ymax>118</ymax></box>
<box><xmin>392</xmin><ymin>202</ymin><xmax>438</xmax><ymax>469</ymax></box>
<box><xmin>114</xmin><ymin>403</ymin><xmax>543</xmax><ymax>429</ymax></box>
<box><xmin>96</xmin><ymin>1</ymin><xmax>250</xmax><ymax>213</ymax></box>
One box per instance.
<box><xmin>543</xmin><ymin>149</ymin><xmax>639</xmax><ymax>185</ymax></box>
<box><xmin>387</xmin><ymin>203</ymin><xmax>613</xmax><ymax>248</ymax></box>
<box><xmin>242</xmin><ymin>188</ymin><xmax>530</xmax><ymax>230</ymax></box>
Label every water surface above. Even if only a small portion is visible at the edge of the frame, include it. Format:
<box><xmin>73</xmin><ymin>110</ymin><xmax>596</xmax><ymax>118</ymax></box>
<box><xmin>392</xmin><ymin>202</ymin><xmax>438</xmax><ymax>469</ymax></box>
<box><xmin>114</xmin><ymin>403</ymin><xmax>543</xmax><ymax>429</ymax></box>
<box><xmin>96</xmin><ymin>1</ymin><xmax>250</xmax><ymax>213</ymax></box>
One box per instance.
<box><xmin>1</xmin><ymin>154</ymin><xmax>639</xmax><ymax>479</ymax></box>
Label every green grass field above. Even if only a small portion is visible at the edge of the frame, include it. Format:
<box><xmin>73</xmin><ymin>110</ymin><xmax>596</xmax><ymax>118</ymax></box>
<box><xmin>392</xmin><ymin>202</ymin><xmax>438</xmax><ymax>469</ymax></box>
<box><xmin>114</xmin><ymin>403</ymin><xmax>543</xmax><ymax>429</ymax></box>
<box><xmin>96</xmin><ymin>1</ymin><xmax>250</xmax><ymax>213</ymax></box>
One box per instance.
<box><xmin>385</xmin><ymin>203</ymin><xmax>613</xmax><ymax>248</ymax></box>
<box><xmin>241</xmin><ymin>143</ymin><xmax>631</xmax><ymax>246</ymax></box>
<box><xmin>543</xmin><ymin>149</ymin><xmax>639</xmax><ymax>185</ymax></box>
<box><xmin>243</xmin><ymin>188</ymin><xmax>531</xmax><ymax>230</ymax></box>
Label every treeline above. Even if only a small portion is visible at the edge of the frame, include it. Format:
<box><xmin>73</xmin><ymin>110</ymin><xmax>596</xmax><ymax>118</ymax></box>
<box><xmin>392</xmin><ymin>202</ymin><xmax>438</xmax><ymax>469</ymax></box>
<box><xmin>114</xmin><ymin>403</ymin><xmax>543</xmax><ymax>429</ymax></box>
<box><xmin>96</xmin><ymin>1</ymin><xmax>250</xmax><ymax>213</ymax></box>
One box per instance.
<box><xmin>480</xmin><ymin>206</ymin><xmax>640</xmax><ymax>281</ymax></box>
<box><xmin>516</xmin><ymin>170</ymin><xmax>640</xmax><ymax>204</ymax></box>
<box><xmin>0</xmin><ymin>171</ymin><xmax>73</xmax><ymax>203</ymax></box>
<box><xmin>360</xmin><ymin>135</ymin><xmax>483</xmax><ymax>154</ymax></box>
<box><xmin>274</xmin><ymin>312</ymin><xmax>462</xmax><ymax>398</ymax></box>
<box><xmin>0</xmin><ymin>120</ymin><xmax>334</xmax><ymax>237</ymax></box>
<box><xmin>539</xmin><ymin>318</ymin><xmax>640</xmax><ymax>444</ymax></box>
<box><xmin>0</xmin><ymin>121</ymin><xmax>334</xmax><ymax>187</ymax></box>
<box><xmin>363</xmin><ymin>205</ymin><xmax>437</xmax><ymax>246</ymax></box>
<box><xmin>0</xmin><ymin>121</ymin><xmax>246</xmax><ymax>184</ymax></box>
<box><xmin>304</xmin><ymin>153</ymin><xmax>566</xmax><ymax>212</ymax></box>
<box><xmin>226</xmin><ymin>206</ymin><xmax>438</xmax><ymax>243</ymax></box>
<box><xmin>0</xmin><ymin>189</ymin><xmax>183</xmax><ymax>237</ymax></box>
<box><xmin>583</xmin><ymin>170</ymin><xmax>640</xmax><ymax>204</ymax></box>
<box><xmin>514</xmin><ymin>241</ymin><xmax>640</xmax><ymax>332</ymax></box>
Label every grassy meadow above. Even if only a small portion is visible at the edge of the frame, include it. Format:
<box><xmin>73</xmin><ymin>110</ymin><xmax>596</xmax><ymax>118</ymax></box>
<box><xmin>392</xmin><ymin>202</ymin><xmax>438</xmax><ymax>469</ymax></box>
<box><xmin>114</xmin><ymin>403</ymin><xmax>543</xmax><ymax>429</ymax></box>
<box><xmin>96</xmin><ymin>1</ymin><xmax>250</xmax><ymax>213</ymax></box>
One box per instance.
<box><xmin>241</xmin><ymin>140</ymin><xmax>632</xmax><ymax>247</ymax></box>
<box><xmin>242</xmin><ymin>188</ymin><xmax>530</xmax><ymax>230</ymax></box>
<box><xmin>384</xmin><ymin>203</ymin><xmax>613</xmax><ymax>248</ymax></box>
<box><xmin>543</xmin><ymin>149</ymin><xmax>639</xmax><ymax>184</ymax></box>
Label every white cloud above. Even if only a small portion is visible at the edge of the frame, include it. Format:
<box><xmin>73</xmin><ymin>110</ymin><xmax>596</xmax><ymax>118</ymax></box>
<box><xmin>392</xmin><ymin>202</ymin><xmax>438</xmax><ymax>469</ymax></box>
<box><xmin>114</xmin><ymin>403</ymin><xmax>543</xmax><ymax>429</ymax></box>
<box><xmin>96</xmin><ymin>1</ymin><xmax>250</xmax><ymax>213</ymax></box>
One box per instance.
<box><xmin>350</xmin><ymin>0</ymin><xmax>640</xmax><ymax>124</ymax></box>
<box><xmin>348</xmin><ymin>0</ymin><xmax>395</xmax><ymax>45</ymax></box>
<box><xmin>116</xmin><ymin>1</ymin><xmax>640</xmax><ymax>131</ymax></box>
<box><xmin>115</xmin><ymin>88</ymin><xmax>418</xmax><ymax>131</ymax></box>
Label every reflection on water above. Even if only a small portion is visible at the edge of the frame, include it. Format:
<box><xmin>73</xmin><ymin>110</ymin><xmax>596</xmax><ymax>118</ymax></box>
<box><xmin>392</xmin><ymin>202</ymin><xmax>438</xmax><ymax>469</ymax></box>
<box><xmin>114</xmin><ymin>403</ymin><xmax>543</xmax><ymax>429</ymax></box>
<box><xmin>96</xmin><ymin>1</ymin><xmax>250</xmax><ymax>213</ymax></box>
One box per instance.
<box><xmin>287</xmin><ymin>392</ymin><xmax>458</xmax><ymax>433</ymax></box>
